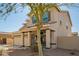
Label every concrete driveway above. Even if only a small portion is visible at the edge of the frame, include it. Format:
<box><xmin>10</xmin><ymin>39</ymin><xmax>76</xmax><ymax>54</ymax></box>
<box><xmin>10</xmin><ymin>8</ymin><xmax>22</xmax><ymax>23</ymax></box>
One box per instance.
<box><xmin>8</xmin><ymin>48</ymin><xmax>79</xmax><ymax>56</ymax></box>
<box><xmin>43</xmin><ymin>48</ymin><xmax>79</xmax><ymax>56</ymax></box>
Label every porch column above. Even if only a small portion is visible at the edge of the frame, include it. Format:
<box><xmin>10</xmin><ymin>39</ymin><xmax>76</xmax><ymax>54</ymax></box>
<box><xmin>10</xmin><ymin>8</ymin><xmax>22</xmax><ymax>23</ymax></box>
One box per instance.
<box><xmin>22</xmin><ymin>32</ymin><xmax>25</xmax><ymax>47</ymax></box>
<box><xmin>46</xmin><ymin>29</ymin><xmax>51</xmax><ymax>48</ymax></box>
<box><xmin>51</xmin><ymin>31</ymin><xmax>57</xmax><ymax>49</ymax></box>
<box><xmin>27</xmin><ymin>31</ymin><xmax>31</xmax><ymax>46</ymax></box>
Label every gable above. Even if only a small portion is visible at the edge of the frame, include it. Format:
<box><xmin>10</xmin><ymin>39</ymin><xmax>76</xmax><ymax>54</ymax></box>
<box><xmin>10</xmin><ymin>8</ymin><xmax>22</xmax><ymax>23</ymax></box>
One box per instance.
<box><xmin>49</xmin><ymin>5</ymin><xmax>72</xmax><ymax>26</ymax></box>
<box><xmin>60</xmin><ymin>11</ymin><xmax>72</xmax><ymax>26</ymax></box>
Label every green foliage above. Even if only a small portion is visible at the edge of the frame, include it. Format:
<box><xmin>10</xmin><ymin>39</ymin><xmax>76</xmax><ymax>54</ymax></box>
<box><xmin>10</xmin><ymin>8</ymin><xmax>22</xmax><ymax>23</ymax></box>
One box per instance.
<box><xmin>0</xmin><ymin>3</ymin><xmax>27</xmax><ymax>20</ymax></box>
<box><xmin>0</xmin><ymin>3</ymin><xmax>79</xmax><ymax>20</ymax></box>
<box><xmin>27</xmin><ymin>3</ymin><xmax>56</xmax><ymax>26</ymax></box>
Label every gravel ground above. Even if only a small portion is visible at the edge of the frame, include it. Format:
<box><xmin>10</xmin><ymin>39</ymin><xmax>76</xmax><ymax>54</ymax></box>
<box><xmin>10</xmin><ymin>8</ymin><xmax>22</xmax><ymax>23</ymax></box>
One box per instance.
<box><xmin>8</xmin><ymin>48</ymin><xmax>79</xmax><ymax>56</ymax></box>
<box><xmin>43</xmin><ymin>48</ymin><xmax>79</xmax><ymax>56</ymax></box>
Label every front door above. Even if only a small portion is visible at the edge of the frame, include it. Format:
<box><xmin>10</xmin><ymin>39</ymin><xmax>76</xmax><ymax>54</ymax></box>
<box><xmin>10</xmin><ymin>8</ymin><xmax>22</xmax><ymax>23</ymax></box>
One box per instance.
<box><xmin>2</xmin><ymin>38</ymin><xmax>6</xmax><ymax>44</ymax></box>
<box><xmin>41</xmin><ymin>30</ymin><xmax>46</xmax><ymax>48</ymax></box>
<box><xmin>31</xmin><ymin>33</ymin><xmax>38</xmax><ymax>52</ymax></box>
<box><xmin>31</xmin><ymin>30</ymin><xmax>46</xmax><ymax>51</ymax></box>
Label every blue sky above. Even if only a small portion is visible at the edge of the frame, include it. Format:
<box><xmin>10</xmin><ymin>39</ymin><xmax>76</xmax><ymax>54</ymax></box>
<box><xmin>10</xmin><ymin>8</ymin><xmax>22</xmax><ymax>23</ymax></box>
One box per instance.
<box><xmin>0</xmin><ymin>6</ymin><xmax>30</xmax><ymax>32</ymax></box>
<box><xmin>0</xmin><ymin>4</ymin><xmax>79</xmax><ymax>33</ymax></box>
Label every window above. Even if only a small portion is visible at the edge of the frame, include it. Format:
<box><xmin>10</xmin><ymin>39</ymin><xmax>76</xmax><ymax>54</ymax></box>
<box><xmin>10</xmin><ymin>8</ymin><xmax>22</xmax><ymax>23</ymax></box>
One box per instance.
<box><xmin>42</xmin><ymin>11</ymin><xmax>49</xmax><ymax>23</ymax></box>
<box><xmin>32</xmin><ymin>16</ymin><xmax>37</xmax><ymax>24</ymax></box>
<box><xmin>2</xmin><ymin>38</ymin><xmax>6</xmax><ymax>44</ymax></box>
<box><xmin>32</xmin><ymin>11</ymin><xmax>50</xmax><ymax>24</ymax></box>
<box><xmin>66</xmin><ymin>23</ymin><xmax>68</xmax><ymax>29</ymax></box>
<box><xmin>66</xmin><ymin>26</ymin><xmax>68</xmax><ymax>29</ymax></box>
<box><xmin>60</xmin><ymin>20</ymin><xmax>62</xmax><ymax>25</ymax></box>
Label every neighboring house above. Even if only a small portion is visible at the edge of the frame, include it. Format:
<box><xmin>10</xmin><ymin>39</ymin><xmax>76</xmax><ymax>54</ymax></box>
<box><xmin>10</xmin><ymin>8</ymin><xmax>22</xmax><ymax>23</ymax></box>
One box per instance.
<box><xmin>0</xmin><ymin>32</ymin><xmax>13</xmax><ymax>46</ymax></box>
<box><xmin>13</xmin><ymin>5</ymin><xmax>72</xmax><ymax>49</ymax></box>
<box><xmin>71</xmin><ymin>32</ymin><xmax>78</xmax><ymax>36</ymax></box>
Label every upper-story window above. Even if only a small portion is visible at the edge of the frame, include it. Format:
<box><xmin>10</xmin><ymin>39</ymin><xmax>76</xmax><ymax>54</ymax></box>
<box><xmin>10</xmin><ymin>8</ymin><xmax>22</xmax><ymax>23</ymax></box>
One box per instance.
<box><xmin>66</xmin><ymin>23</ymin><xmax>68</xmax><ymax>30</ymax></box>
<box><xmin>42</xmin><ymin>11</ymin><xmax>49</xmax><ymax>23</ymax></box>
<box><xmin>66</xmin><ymin>25</ymin><xmax>68</xmax><ymax>29</ymax></box>
<box><xmin>60</xmin><ymin>20</ymin><xmax>62</xmax><ymax>25</ymax></box>
<box><xmin>32</xmin><ymin>16</ymin><xmax>37</xmax><ymax>24</ymax></box>
<box><xmin>32</xmin><ymin>11</ymin><xmax>50</xmax><ymax>24</ymax></box>
<box><xmin>59</xmin><ymin>14</ymin><xmax>64</xmax><ymax>25</ymax></box>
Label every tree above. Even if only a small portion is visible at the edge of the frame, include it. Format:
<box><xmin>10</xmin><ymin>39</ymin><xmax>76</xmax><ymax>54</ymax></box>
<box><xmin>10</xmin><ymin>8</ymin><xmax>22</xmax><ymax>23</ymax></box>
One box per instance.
<box><xmin>0</xmin><ymin>3</ymin><xmax>79</xmax><ymax>56</ymax></box>
<box><xmin>26</xmin><ymin>3</ymin><xmax>58</xmax><ymax>55</ymax></box>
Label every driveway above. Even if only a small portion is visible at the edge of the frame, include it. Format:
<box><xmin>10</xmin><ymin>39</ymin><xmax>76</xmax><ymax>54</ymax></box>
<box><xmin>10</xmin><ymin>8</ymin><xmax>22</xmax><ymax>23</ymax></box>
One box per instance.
<box><xmin>43</xmin><ymin>48</ymin><xmax>79</xmax><ymax>56</ymax></box>
<box><xmin>8</xmin><ymin>48</ymin><xmax>79</xmax><ymax>56</ymax></box>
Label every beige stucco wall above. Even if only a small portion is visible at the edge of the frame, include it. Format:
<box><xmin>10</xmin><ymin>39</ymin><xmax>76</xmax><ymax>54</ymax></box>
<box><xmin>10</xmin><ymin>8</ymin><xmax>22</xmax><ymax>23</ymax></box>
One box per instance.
<box><xmin>24</xmin><ymin>32</ymin><xmax>31</xmax><ymax>46</ymax></box>
<box><xmin>7</xmin><ymin>37</ymin><xmax>13</xmax><ymax>46</ymax></box>
<box><xmin>64</xmin><ymin>12</ymin><xmax>72</xmax><ymax>34</ymax></box>
<box><xmin>13</xmin><ymin>32</ymin><xmax>31</xmax><ymax>47</ymax></box>
<box><xmin>57</xmin><ymin>12</ymin><xmax>72</xmax><ymax>36</ymax></box>
<box><xmin>48</xmin><ymin>6</ymin><xmax>72</xmax><ymax>49</ymax></box>
<box><xmin>46</xmin><ymin>29</ymin><xmax>51</xmax><ymax>48</ymax></box>
<box><xmin>24</xmin><ymin>33</ymin><xmax>28</xmax><ymax>46</ymax></box>
<box><xmin>57</xmin><ymin>36</ymin><xmax>79</xmax><ymax>50</ymax></box>
<box><xmin>49</xmin><ymin>7</ymin><xmax>59</xmax><ymax>30</ymax></box>
<box><xmin>48</xmin><ymin>7</ymin><xmax>60</xmax><ymax>48</ymax></box>
<box><xmin>49</xmin><ymin>7</ymin><xmax>72</xmax><ymax>37</ymax></box>
<box><xmin>13</xmin><ymin>32</ymin><xmax>23</xmax><ymax>46</ymax></box>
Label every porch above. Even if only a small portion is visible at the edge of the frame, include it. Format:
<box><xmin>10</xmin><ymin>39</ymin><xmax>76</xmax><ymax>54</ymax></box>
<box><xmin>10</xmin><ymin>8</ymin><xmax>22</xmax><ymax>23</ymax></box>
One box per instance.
<box><xmin>20</xmin><ymin>25</ymin><xmax>57</xmax><ymax>49</ymax></box>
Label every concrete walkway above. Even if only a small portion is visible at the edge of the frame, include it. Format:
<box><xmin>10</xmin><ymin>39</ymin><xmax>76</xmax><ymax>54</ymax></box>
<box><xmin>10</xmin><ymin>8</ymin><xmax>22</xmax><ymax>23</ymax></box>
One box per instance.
<box><xmin>8</xmin><ymin>48</ymin><xmax>79</xmax><ymax>56</ymax></box>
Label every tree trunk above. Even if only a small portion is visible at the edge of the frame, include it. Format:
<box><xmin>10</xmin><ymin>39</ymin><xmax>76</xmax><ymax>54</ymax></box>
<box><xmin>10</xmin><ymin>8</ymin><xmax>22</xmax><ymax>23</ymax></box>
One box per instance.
<box><xmin>36</xmin><ymin>14</ymin><xmax>43</xmax><ymax>56</ymax></box>
<box><xmin>37</xmin><ymin>26</ymin><xmax>43</xmax><ymax>56</ymax></box>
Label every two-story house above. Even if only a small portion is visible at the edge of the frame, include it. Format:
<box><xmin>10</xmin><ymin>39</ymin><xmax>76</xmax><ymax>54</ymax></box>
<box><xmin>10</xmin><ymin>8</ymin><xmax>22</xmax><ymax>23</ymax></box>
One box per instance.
<box><xmin>13</xmin><ymin>5</ymin><xmax>72</xmax><ymax>49</ymax></box>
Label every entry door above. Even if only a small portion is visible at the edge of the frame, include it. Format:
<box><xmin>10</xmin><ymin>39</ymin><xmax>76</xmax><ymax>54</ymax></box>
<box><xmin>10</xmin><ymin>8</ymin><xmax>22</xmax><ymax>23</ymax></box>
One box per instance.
<box><xmin>31</xmin><ymin>35</ymin><xmax>36</xmax><ymax>47</ymax></box>
<box><xmin>2</xmin><ymin>38</ymin><xmax>6</xmax><ymax>44</ymax></box>
<box><xmin>41</xmin><ymin>30</ymin><xmax>46</xmax><ymax>48</ymax></box>
<box><xmin>0</xmin><ymin>39</ymin><xmax>2</xmax><ymax>44</ymax></box>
